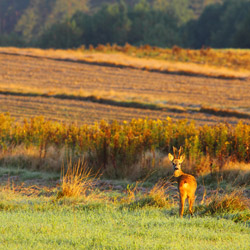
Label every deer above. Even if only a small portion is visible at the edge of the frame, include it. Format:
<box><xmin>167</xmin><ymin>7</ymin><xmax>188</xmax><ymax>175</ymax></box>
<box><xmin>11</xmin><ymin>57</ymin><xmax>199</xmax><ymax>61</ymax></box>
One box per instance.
<box><xmin>168</xmin><ymin>147</ymin><xmax>197</xmax><ymax>218</ymax></box>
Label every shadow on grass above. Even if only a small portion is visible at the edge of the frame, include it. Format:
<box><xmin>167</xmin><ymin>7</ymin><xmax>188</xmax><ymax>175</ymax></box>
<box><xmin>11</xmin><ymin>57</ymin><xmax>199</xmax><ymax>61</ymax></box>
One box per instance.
<box><xmin>194</xmin><ymin>204</ymin><xmax>250</xmax><ymax>225</ymax></box>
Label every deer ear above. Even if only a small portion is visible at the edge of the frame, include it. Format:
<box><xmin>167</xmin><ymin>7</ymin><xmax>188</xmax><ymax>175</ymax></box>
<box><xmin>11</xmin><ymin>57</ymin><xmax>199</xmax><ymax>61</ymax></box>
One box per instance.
<box><xmin>168</xmin><ymin>153</ymin><xmax>174</xmax><ymax>162</ymax></box>
<box><xmin>179</xmin><ymin>154</ymin><xmax>185</xmax><ymax>163</ymax></box>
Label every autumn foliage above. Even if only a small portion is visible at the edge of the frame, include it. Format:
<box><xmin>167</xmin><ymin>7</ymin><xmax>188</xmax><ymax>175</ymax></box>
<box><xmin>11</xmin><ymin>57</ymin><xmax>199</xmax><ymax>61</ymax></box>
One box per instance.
<box><xmin>0</xmin><ymin>114</ymin><xmax>249</xmax><ymax>177</ymax></box>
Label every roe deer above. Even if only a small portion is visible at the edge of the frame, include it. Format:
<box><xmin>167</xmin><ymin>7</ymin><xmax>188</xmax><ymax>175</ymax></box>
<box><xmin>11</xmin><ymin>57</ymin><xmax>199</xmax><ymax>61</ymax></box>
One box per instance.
<box><xmin>168</xmin><ymin>147</ymin><xmax>197</xmax><ymax>218</ymax></box>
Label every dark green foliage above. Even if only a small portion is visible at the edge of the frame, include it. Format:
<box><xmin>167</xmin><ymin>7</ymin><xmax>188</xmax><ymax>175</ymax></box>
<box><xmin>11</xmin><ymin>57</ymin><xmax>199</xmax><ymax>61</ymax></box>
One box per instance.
<box><xmin>1</xmin><ymin>0</ymin><xmax>88</xmax><ymax>45</ymax></box>
<box><xmin>90</xmin><ymin>0</ymin><xmax>131</xmax><ymax>45</ymax></box>
<box><xmin>185</xmin><ymin>0</ymin><xmax>250</xmax><ymax>48</ymax></box>
<box><xmin>233</xmin><ymin>14</ymin><xmax>250</xmax><ymax>48</ymax></box>
<box><xmin>0</xmin><ymin>33</ymin><xmax>25</xmax><ymax>47</ymax></box>
<box><xmin>1</xmin><ymin>0</ymin><xmax>250</xmax><ymax>51</ymax></box>
<box><xmin>183</xmin><ymin>3</ymin><xmax>222</xmax><ymax>48</ymax></box>
<box><xmin>211</xmin><ymin>0</ymin><xmax>250</xmax><ymax>48</ymax></box>
<box><xmin>128</xmin><ymin>9</ymin><xmax>181</xmax><ymax>47</ymax></box>
<box><xmin>38</xmin><ymin>20</ymin><xmax>83</xmax><ymax>49</ymax></box>
<box><xmin>0</xmin><ymin>0</ymin><xmax>30</xmax><ymax>34</ymax></box>
<box><xmin>32</xmin><ymin>0</ymin><xmax>189</xmax><ymax>48</ymax></box>
<box><xmin>14</xmin><ymin>0</ymin><xmax>53</xmax><ymax>41</ymax></box>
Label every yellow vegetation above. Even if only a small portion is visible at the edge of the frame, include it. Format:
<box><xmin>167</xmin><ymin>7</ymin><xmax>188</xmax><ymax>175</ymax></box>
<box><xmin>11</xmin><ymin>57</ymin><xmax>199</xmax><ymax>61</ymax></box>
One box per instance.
<box><xmin>59</xmin><ymin>160</ymin><xmax>98</xmax><ymax>198</ymax></box>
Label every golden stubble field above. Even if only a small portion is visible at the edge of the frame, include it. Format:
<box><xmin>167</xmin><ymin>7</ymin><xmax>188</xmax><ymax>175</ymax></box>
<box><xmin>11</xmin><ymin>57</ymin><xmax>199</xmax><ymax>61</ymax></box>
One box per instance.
<box><xmin>0</xmin><ymin>47</ymin><xmax>249</xmax><ymax>125</ymax></box>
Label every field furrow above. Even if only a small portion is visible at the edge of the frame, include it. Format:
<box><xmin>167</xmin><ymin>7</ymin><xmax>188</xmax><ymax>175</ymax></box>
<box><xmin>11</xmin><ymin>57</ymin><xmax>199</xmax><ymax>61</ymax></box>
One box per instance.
<box><xmin>0</xmin><ymin>94</ymin><xmax>247</xmax><ymax>125</ymax></box>
<box><xmin>0</xmin><ymin>51</ymin><xmax>250</xmax><ymax>125</ymax></box>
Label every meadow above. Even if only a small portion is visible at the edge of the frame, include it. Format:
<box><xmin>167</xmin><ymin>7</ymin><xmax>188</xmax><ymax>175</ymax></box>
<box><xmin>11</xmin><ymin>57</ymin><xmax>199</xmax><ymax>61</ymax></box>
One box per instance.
<box><xmin>0</xmin><ymin>46</ymin><xmax>249</xmax><ymax>249</ymax></box>
<box><xmin>0</xmin><ymin>203</ymin><xmax>249</xmax><ymax>250</ymax></box>
<box><xmin>0</xmin><ymin>114</ymin><xmax>249</xmax><ymax>249</ymax></box>
<box><xmin>0</xmin><ymin>163</ymin><xmax>249</xmax><ymax>250</ymax></box>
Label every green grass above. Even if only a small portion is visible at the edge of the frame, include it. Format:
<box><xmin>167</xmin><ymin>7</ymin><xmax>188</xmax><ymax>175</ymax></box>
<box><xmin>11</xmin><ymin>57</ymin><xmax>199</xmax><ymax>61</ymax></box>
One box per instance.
<box><xmin>0</xmin><ymin>195</ymin><xmax>249</xmax><ymax>250</ymax></box>
<box><xmin>0</xmin><ymin>165</ymin><xmax>249</xmax><ymax>249</ymax></box>
<box><xmin>0</xmin><ymin>167</ymin><xmax>59</xmax><ymax>181</ymax></box>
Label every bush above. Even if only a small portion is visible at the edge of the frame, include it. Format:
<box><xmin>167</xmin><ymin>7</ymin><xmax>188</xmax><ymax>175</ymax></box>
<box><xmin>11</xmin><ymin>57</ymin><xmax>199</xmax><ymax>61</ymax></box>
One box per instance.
<box><xmin>0</xmin><ymin>114</ymin><xmax>249</xmax><ymax>178</ymax></box>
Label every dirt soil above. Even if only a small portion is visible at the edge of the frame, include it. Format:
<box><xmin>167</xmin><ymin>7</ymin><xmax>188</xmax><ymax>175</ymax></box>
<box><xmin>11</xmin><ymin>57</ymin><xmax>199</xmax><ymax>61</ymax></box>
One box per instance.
<box><xmin>0</xmin><ymin>52</ymin><xmax>249</xmax><ymax>125</ymax></box>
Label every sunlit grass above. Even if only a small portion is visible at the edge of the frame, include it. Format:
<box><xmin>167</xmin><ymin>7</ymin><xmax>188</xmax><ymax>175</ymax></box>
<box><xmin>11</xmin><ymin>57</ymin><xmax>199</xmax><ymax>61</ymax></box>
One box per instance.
<box><xmin>204</xmin><ymin>189</ymin><xmax>249</xmax><ymax>214</ymax></box>
<box><xmin>1</xmin><ymin>46</ymin><xmax>249</xmax><ymax>79</ymax></box>
<box><xmin>0</xmin><ymin>194</ymin><xmax>249</xmax><ymax>250</ymax></box>
<box><xmin>59</xmin><ymin>160</ymin><xmax>98</xmax><ymax>198</ymax></box>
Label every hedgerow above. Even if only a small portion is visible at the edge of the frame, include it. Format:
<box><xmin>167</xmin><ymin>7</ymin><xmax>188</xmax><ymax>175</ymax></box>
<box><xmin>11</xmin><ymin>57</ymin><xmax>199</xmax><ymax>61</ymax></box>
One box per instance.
<box><xmin>0</xmin><ymin>114</ymin><xmax>249</xmax><ymax>177</ymax></box>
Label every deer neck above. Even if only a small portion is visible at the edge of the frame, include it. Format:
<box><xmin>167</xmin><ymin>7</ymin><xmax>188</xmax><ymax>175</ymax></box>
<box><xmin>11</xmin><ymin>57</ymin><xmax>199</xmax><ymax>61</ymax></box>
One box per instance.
<box><xmin>174</xmin><ymin>169</ymin><xmax>184</xmax><ymax>178</ymax></box>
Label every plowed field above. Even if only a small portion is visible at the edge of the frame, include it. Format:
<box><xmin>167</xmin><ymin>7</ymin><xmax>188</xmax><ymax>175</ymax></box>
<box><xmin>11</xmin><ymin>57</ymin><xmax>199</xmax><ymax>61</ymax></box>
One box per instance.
<box><xmin>0</xmin><ymin>51</ymin><xmax>249</xmax><ymax>125</ymax></box>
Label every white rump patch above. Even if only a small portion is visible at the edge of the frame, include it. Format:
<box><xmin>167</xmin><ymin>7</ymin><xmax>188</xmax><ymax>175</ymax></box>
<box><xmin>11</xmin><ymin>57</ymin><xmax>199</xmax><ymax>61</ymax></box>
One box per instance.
<box><xmin>183</xmin><ymin>183</ymin><xmax>189</xmax><ymax>188</ymax></box>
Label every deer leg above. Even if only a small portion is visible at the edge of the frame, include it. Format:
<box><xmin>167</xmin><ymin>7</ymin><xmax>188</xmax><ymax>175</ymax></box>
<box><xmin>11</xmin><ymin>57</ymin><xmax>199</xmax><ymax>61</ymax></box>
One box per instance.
<box><xmin>179</xmin><ymin>194</ymin><xmax>186</xmax><ymax>218</ymax></box>
<box><xmin>188</xmin><ymin>196</ymin><xmax>195</xmax><ymax>216</ymax></box>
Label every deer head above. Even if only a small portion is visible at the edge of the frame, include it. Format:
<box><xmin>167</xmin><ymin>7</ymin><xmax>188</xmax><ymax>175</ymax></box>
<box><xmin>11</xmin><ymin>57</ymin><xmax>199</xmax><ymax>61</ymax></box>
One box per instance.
<box><xmin>168</xmin><ymin>146</ymin><xmax>185</xmax><ymax>177</ymax></box>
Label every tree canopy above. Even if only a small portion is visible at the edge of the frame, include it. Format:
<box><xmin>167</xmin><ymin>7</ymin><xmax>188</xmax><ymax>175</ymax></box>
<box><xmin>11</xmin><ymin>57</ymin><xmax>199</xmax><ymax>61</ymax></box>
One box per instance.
<box><xmin>0</xmin><ymin>0</ymin><xmax>249</xmax><ymax>48</ymax></box>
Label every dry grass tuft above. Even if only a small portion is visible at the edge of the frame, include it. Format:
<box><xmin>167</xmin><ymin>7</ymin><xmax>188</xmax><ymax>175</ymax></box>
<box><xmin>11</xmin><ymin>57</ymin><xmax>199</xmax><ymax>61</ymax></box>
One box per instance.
<box><xmin>123</xmin><ymin>180</ymin><xmax>174</xmax><ymax>209</ymax></box>
<box><xmin>58</xmin><ymin>160</ymin><xmax>98</xmax><ymax>198</ymax></box>
<box><xmin>126</xmin><ymin>183</ymin><xmax>138</xmax><ymax>202</ymax></box>
<box><xmin>205</xmin><ymin>189</ymin><xmax>249</xmax><ymax>214</ymax></box>
<box><xmin>148</xmin><ymin>180</ymin><xmax>173</xmax><ymax>208</ymax></box>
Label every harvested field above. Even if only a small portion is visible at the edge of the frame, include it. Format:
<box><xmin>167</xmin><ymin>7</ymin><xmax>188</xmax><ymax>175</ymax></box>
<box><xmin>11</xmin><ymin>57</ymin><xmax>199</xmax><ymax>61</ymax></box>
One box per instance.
<box><xmin>1</xmin><ymin>94</ymin><xmax>245</xmax><ymax>125</ymax></box>
<box><xmin>0</xmin><ymin>49</ymin><xmax>249</xmax><ymax>125</ymax></box>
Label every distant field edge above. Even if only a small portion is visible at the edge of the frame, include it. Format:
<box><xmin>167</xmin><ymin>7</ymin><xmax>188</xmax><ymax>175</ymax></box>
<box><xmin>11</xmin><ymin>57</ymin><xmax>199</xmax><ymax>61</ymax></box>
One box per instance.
<box><xmin>1</xmin><ymin>90</ymin><xmax>250</xmax><ymax>121</ymax></box>
<box><xmin>0</xmin><ymin>50</ymin><xmax>248</xmax><ymax>81</ymax></box>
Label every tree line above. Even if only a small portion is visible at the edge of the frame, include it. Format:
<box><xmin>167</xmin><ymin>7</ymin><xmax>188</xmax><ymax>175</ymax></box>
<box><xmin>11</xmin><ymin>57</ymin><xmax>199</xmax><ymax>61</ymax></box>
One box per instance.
<box><xmin>0</xmin><ymin>0</ymin><xmax>249</xmax><ymax>49</ymax></box>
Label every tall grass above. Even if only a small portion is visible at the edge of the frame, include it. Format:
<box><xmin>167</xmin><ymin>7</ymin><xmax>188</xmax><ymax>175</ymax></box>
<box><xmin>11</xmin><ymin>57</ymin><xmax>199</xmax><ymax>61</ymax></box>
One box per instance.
<box><xmin>59</xmin><ymin>160</ymin><xmax>97</xmax><ymax>198</ymax></box>
<box><xmin>122</xmin><ymin>180</ymin><xmax>174</xmax><ymax>209</ymax></box>
<box><xmin>206</xmin><ymin>189</ymin><xmax>249</xmax><ymax>213</ymax></box>
<box><xmin>0</xmin><ymin>113</ymin><xmax>249</xmax><ymax>178</ymax></box>
<box><xmin>197</xmin><ymin>188</ymin><xmax>250</xmax><ymax>224</ymax></box>
<box><xmin>88</xmin><ymin>43</ymin><xmax>250</xmax><ymax>72</ymax></box>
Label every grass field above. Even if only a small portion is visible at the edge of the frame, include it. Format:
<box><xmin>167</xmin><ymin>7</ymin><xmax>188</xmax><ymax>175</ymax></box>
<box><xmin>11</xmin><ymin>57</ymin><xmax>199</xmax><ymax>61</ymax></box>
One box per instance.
<box><xmin>0</xmin><ymin>205</ymin><xmax>249</xmax><ymax>249</ymax></box>
<box><xmin>0</xmin><ymin>166</ymin><xmax>249</xmax><ymax>250</ymax></box>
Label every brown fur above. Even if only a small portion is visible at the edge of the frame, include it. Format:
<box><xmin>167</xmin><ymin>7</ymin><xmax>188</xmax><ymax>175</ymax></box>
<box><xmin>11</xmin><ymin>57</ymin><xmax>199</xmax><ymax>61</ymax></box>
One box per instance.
<box><xmin>168</xmin><ymin>147</ymin><xmax>197</xmax><ymax>217</ymax></box>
